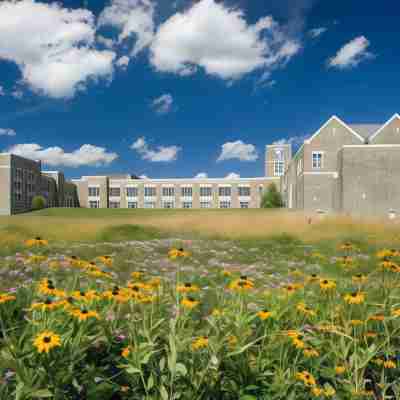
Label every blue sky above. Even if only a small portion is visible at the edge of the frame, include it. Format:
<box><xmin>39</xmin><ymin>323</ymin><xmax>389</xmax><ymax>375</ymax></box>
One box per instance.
<box><xmin>0</xmin><ymin>0</ymin><xmax>399</xmax><ymax>179</ymax></box>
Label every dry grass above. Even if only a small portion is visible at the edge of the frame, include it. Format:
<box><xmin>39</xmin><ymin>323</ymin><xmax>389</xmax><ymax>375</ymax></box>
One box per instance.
<box><xmin>1</xmin><ymin>209</ymin><xmax>400</xmax><ymax>246</ymax></box>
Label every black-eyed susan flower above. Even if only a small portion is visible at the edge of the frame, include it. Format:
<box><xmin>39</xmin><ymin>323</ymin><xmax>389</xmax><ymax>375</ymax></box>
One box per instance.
<box><xmin>391</xmin><ymin>308</ymin><xmax>400</xmax><ymax>317</ymax></box>
<box><xmin>30</xmin><ymin>298</ymin><xmax>62</xmax><ymax>311</ymax></box>
<box><xmin>257</xmin><ymin>309</ymin><xmax>273</xmax><ymax>320</ymax></box>
<box><xmin>319</xmin><ymin>279</ymin><xmax>336</xmax><ymax>291</ymax></box>
<box><xmin>191</xmin><ymin>336</ymin><xmax>209</xmax><ymax>350</ymax></box>
<box><xmin>70</xmin><ymin>308</ymin><xmax>100</xmax><ymax>321</ymax></box>
<box><xmin>303</xmin><ymin>347</ymin><xmax>319</xmax><ymax>358</ymax></box>
<box><xmin>228</xmin><ymin>277</ymin><xmax>254</xmax><ymax>292</ymax></box>
<box><xmin>296</xmin><ymin>302</ymin><xmax>316</xmax><ymax>317</ymax></box>
<box><xmin>37</xmin><ymin>279</ymin><xmax>61</xmax><ymax>297</ymax></box>
<box><xmin>296</xmin><ymin>371</ymin><xmax>316</xmax><ymax>387</ymax></box>
<box><xmin>71</xmin><ymin>289</ymin><xmax>99</xmax><ymax>302</ymax></box>
<box><xmin>25</xmin><ymin>237</ymin><xmax>48</xmax><ymax>247</ymax></box>
<box><xmin>344</xmin><ymin>292</ymin><xmax>365</xmax><ymax>305</ymax></box>
<box><xmin>121</xmin><ymin>346</ymin><xmax>131</xmax><ymax>358</ymax></box>
<box><xmin>33</xmin><ymin>331</ymin><xmax>61</xmax><ymax>353</ymax></box>
<box><xmin>339</xmin><ymin>242</ymin><xmax>355</xmax><ymax>251</ymax></box>
<box><xmin>176</xmin><ymin>282</ymin><xmax>200</xmax><ymax>293</ymax></box>
<box><xmin>98</xmin><ymin>255</ymin><xmax>113</xmax><ymax>266</ymax></box>
<box><xmin>181</xmin><ymin>296</ymin><xmax>199</xmax><ymax>309</ymax></box>
<box><xmin>131</xmin><ymin>271</ymin><xmax>144</xmax><ymax>280</ymax></box>
<box><xmin>383</xmin><ymin>360</ymin><xmax>396</xmax><ymax>369</ymax></box>
<box><xmin>307</xmin><ymin>273</ymin><xmax>319</xmax><ymax>283</ymax></box>
<box><xmin>311</xmin><ymin>386</ymin><xmax>324</xmax><ymax>396</ymax></box>
<box><xmin>377</xmin><ymin>249</ymin><xmax>395</xmax><ymax>259</ymax></box>
<box><xmin>335</xmin><ymin>366</ymin><xmax>346</xmax><ymax>375</ymax></box>
<box><xmin>0</xmin><ymin>293</ymin><xmax>16</xmax><ymax>304</ymax></box>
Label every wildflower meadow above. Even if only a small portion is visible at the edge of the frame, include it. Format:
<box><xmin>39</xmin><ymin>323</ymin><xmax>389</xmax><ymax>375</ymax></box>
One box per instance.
<box><xmin>1</xmin><ymin>234</ymin><xmax>400</xmax><ymax>399</ymax></box>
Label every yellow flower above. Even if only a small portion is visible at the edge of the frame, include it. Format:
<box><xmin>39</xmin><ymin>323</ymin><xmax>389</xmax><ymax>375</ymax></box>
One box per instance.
<box><xmin>339</xmin><ymin>242</ymin><xmax>355</xmax><ymax>251</ymax></box>
<box><xmin>377</xmin><ymin>249</ymin><xmax>395</xmax><ymax>259</ymax></box>
<box><xmin>344</xmin><ymin>292</ymin><xmax>365</xmax><ymax>305</ymax></box>
<box><xmin>30</xmin><ymin>299</ymin><xmax>62</xmax><ymax>311</ymax></box>
<box><xmin>292</xmin><ymin>337</ymin><xmax>305</xmax><ymax>349</ymax></box>
<box><xmin>38</xmin><ymin>279</ymin><xmax>58</xmax><ymax>296</ymax></box>
<box><xmin>121</xmin><ymin>346</ymin><xmax>131</xmax><ymax>358</ymax></box>
<box><xmin>0</xmin><ymin>293</ymin><xmax>16</xmax><ymax>304</ymax></box>
<box><xmin>181</xmin><ymin>296</ymin><xmax>199</xmax><ymax>309</ymax></box>
<box><xmin>177</xmin><ymin>282</ymin><xmax>200</xmax><ymax>293</ymax></box>
<box><xmin>391</xmin><ymin>308</ymin><xmax>400</xmax><ymax>317</ymax></box>
<box><xmin>368</xmin><ymin>314</ymin><xmax>385</xmax><ymax>322</ymax></box>
<box><xmin>352</xmin><ymin>274</ymin><xmax>368</xmax><ymax>284</ymax></box>
<box><xmin>350</xmin><ymin>319</ymin><xmax>364</xmax><ymax>326</ymax></box>
<box><xmin>228</xmin><ymin>277</ymin><xmax>254</xmax><ymax>292</ymax></box>
<box><xmin>98</xmin><ymin>255</ymin><xmax>113</xmax><ymax>266</ymax></box>
<box><xmin>383</xmin><ymin>360</ymin><xmax>396</xmax><ymax>369</ymax></box>
<box><xmin>319</xmin><ymin>279</ymin><xmax>336</xmax><ymax>291</ymax></box>
<box><xmin>191</xmin><ymin>336</ymin><xmax>209</xmax><ymax>350</ymax></box>
<box><xmin>311</xmin><ymin>386</ymin><xmax>323</xmax><ymax>396</ymax></box>
<box><xmin>227</xmin><ymin>335</ymin><xmax>238</xmax><ymax>347</ymax></box>
<box><xmin>337</xmin><ymin>255</ymin><xmax>355</xmax><ymax>268</ymax></box>
<box><xmin>296</xmin><ymin>371</ymin><xmax>316</xmax><ymax>387</ymax></box>
<box><xmin>103</xmin><ymin>287</ymin><xmax>131</xmax><ymax>303</ymax></box>
<box><xmin>222</xmin><ymin>270</ymin><xmax>232</xmax><ymax>277</ymax></box>
<box><xmin>131</xmin><ymin>271</ymin><xmax>144</xmax><ymax>280</ymax></box>
<box><xmin>307</xmin><ymin>273</ymin><xmax>319</xmax><ymax>283</ymax></box>
<box><xmin>27</xmin><ymin>255</ymin><xmax>48</xmax><ymax>264</ymax></box>
<box><xmin>286</xmin><ymin>330</ymin><xmax>301</xmax><ymax>339</ymax></box>
<box><xmin>257</xmin><ymin>309</ymin><xmax>273</xmax><ymax>320</ymax></box>
<box><xmin>303</xmin><ymin>347</ymin><xmax>319</xmax><ymax>358</ymax></box>
<box><xmin>147</xmin><ymin>277</ymin><xmax>162</xmax><ymax>288</ymax></box>
<box><xmin>70</xmin><ymin>308</ymin><xmax>100</xmax><ymax>321</ymax></box>
<box><xmin>33</xmin><ymin>331</ymin><xmax>61</xmax><ymax>354</ymax></box>
<box><xmin>25</xmin><ymin>237</ymin><xmax>48</xmax><ymax>247</ymax></box>
<box><xmin>297</xmin><ymin>302</ymin><xmax>316</xmax><ymax>317</ymax></box>
<box><xmin>168</xmin><ymin>247</ymin><xmax>190</xmax><ymax>259</ymax></box>
<box><xmin>71</xmin><ymin>290</ymin><xmax>99</xmax><ymax>302</ymax></box>
<box><xmin>335</xmin><ymin>366</ymin><xmax>346</xmax><ymax>375</ymax></box>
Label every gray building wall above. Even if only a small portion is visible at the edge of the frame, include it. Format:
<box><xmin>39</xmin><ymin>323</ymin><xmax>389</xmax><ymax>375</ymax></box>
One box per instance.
<box><xmin>369</xmin><ymin>115</ymin><xmax>400</xmax><ymax>144</ymax></box>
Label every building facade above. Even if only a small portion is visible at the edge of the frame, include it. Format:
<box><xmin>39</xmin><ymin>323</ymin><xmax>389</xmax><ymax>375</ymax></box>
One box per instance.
<box><xmin>282</xmin><ymin>113</ymin><xmax>400</xmax><ymax>216</ymax></box>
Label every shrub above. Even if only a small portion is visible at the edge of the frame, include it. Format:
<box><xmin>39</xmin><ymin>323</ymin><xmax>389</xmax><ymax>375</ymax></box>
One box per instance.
<box><xmin>260</xmin><ymin>182</ymin><xmax>283</xmax><ymax>208</ymax></box>
<box><xmin>31</xmin><ymin>195</ymin><xmax>46</xmax><ymax>210</ymax></box>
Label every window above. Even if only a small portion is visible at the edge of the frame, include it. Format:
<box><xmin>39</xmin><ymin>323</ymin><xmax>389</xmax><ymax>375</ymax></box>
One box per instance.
<box><xmin>200</xmin><ymin>201</ymin><xmax>211</xmax><ymax>208</ymax></box>
<box><xmin>218</xmin><ymin>187</ymin><xmax>231</xmax><ymax>197</ymax></box>
<box><xmin>219</xmin><ymin>201</ymin><xmax>231</xmax><ymax>209</ymax></box>
<box><xmin>128</xmin><ymin>201</ymin><xmax>138</xmax><ymax>208</ymax></box>
<box><xmin>109</xmin><ymin>201</ymin><xmax>120</xmax><ymax>208</ymax></box>
<box><xmin>15</xmin><ymin>168</ymin><xmax>22</xmax><ymax>181</ymax></box>
<box><xmin>238</xmin><ymin>186</ymin><xmax>250</xmax><ymax>197</ymax></box>
<box><xmin>312</xmin><ymin>152</ymin><xmax>323</xmax><ymax>169</ymax></box>
<box><xmin>144</xmin><ymin>201</ymin><xmax>156</xmax><ymax>208</ymax></box>
<box><xmin>88</xmin><ymin>187</ymin><xmax>100</xmax><ymax>197</ymax></box>
<box><xmin>15</xmin><ymin>193</ymin><xmax>22</xmax><ymax>201</ymax></box>
<box><xmin>240</xmin><ymin>202</ymin><xmax>249</xmax><ymax>209</ymax></box>
<box><xmin>162</xmin><ymin>187</ymin><xmax>175</xmax><ymax>197</ymax></box>
<box><xmin>89</xmin><ymin>200</ymin><xmax>99</xmax><ymax>208</ymax></box>
<box><xmin>144</xmin><ymin>187</ymin><xmax>156</xmax><ymax>197</ymax></box>
<box><xmin>182</xmin><ymin>201</ymin><xmax>192</xmax><ymax>208</ymax></box>
<box><xmin>126</xmin><ymin>187</ymin><xmax>138</xmax><ymax>197</ymax></box>
<box><xmin>163</xmin><ymin>201</ymin><xmax>175</xmax><ymax>208</ymax></box>
<box><xmin>200</xmin><ymin>187</ymin><xmax>212</xmax><ymax>197</ymax></box>
<box><xmin>274</xmin><ymin>160</ymin><xmax>285</xmax><ymax>176</ymax></box>
<box><xmin>109</xmin><ymin>187</ymin><xmax>121</xmax><ymax>197</ymax></box>
<box><xmin>181</xmin><ymin>187</ymin><xmax>192</xmax><ymax>197</ymax></box>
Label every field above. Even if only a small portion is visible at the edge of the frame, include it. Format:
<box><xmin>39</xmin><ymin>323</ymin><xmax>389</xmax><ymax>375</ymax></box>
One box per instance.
<box><xmin>1</xmin><ymin>209</ymin><xmax>400</xmax><ymax>399</ymax></box>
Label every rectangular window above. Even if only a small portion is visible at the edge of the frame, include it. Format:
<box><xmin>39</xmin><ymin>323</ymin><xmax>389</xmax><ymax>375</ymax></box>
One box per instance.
<box><xmin>162</xmin><ymin>187</ymin><xmax>175</xmax><ymax>197</ymax></box>
<box><xmin>200</xmin><ymin>201</ymin><xmax>211</xmax><ymax>208</ymax></box>
<box><xmin>109</xmin><ymin>187</ymin><xmax>121</xmax><ymax>197</ymax></box>
<box><xmin>181</xmin><ymin>187</ymin><xmax>192</xmax><ymax>197</ymax></box>
<box><xmin>109</xmin><ymin>201</ymin><xmax>120</xmax><ymax>208</ymax></box>
<box><xmin>144</xmin><ymin>187</ymin><xmax>156</xmax><ymax>197</ymax></box>
<box><xmin>88</xmin><ymin>187</ymin><xmax>100</xmax><ymax>197</ymax></box>
<box><xmin>163</xmin><ymin>201</ymin><xmax>175</xmax><ymax>208</ymax></box>
<box><xmin>274</xmin><ymin>161</ymin><xmax>285</xmax><ymax>176</ymax></box>
<box><xmin>144</xmin><ymin>201</ymin><xmax>156</xmax><ymax>208</ymax></box>
<box><xmin>89</xmin><ymin>200</ymin><xmax>99</xmax><ymax>208</ymax></box>
<box><xmin>219</xmin><ymin>201</ymin><xmax>231</xmax><ymax>209</ymax></box>
<box><xmin>238</xmin><ymin>186</ymin><xmax>250</xmax><ymax>197</ymax></box>
<box><xmin>240</xmin><ymin>202</ymin><xmax>249</xmax><ymax>208</ymax></box>
<box><xmin>126</xmin><ymin>187</ymin><xmax>138</xmax><ymax>197</ymax></box>
<box><xmin>128</xmin><ymin>201</ymin><xmax>138</xmax><ymax>208</ymax></box>
<box><xmin>312</xmin><ymin>152</ymin><xmax>323</xmax><ymax>169</ymax></box>
<box><xmin>199</xmin><ymin>187</ymin><xmax>212</xmax><ymax>197</ymax></box>
<box><xmin>182</xmin><ymin>201</ymin><xmax>192</xmax><ymax>208</ymax></box>
<box><xmin>218</xmin><ymin>187</ymin><xmax>231</xmax><ymax>197</ymax></box>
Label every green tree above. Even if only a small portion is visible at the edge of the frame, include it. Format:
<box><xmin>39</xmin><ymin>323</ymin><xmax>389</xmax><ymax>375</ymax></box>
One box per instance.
<box><xmin>260</xmin><ymin>182</ymin><xmax>283</xmax><ymax>208</ymax></box>
<box><xmin>31</xmin><ymin>195</ymin><xmax>46</xmax><ymax>210</ymax></box>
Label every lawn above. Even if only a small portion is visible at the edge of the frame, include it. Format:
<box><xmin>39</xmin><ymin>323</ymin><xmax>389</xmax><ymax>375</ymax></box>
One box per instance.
<box><xmin>1</xmin><ymin>210</ymin><xmax>400</xmax><ymax>399</ymax></box>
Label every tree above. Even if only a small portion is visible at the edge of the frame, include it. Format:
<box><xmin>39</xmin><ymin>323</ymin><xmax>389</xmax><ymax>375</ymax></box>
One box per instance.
<box><xmin>32</xmin><ymin>195</ymin><xmax>46</xmax><ymax>210</ymax></box>
<box><xmin>261</xmin><ymin>182</ymin><xmax>283</xmax><ymax>208</ymax></box>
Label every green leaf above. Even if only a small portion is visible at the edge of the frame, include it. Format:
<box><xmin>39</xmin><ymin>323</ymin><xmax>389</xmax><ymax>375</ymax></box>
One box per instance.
<box><xmin>29</xmin><ymin>389</ymin><xmax>53</xmax><ymax>398</ymax></box>
<box><xmin>126</xmin><ymin>367</ymin><xmax>142</xmax><ymax>374</ymax></box>
<box><xmin>147</xmin><ymin>375</ymin><xmax>155</xmax><ymax>391</ymax></box>
<box><xmin>159</xmin><ymin>357</ymin><xmax>166</xmax><ymax>371</ymax></box>
<box><xmin>175</xmin><ymin>363</ymin><xmax>187</xmax><ymax>376</ymax></box>
<box><xmin>160</xmin><ymin>385</ymin><xmax>169</xmax><ymax>400</ymax></box>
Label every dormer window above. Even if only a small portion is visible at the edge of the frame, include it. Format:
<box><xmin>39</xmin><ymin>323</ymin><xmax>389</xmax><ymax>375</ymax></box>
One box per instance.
<box><xmin>312</xmin><ymin>152</ymin><xmax>323</xmax><ymax>169</ymax></box>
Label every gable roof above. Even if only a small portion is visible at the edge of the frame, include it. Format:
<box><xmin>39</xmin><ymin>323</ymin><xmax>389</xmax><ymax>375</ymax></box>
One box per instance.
<box><xmin>368</xmin><ymin>113</ymin><xmax>400</xmax><ymax>142</ymax></box>
<box><xmin>304</xmin><ymin>115</ymin><xmax>365</xmax><ymax>144</ymax></box>
<box><xmin>348</xmin><ymin>124</ymin><xmax>381</xmax><ymax>140</ymax></box>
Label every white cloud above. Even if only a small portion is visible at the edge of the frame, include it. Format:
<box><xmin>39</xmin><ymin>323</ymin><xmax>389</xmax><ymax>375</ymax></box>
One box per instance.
<box><xmin>273</xmin><ymin>134</ymin><xmax>308</xmax><ymax>147</ymax></box>
<box><xmin>0</xmin><ymin>86</ymin><xmax>4</xmax><ymax>96</ymax></box>
<box><xmin>116</xmin><ymin>56</ymin><xmax>130</xmax><ymax>69</ymax></box>
<box><xmin>308</xmin><ymin>27</ymin><xmax>327</xmax><ymax>39</ymax></box>
<box><xmin>0</xmin><ymin>128</ymin><xmax>16</xmax><ymax>136</ymax></box>
<box><xmin>194</xmin><ymin>172</ymin><xmax>208</xmax><ymax>178</ymax></box>
<box><xmin>150</xmin><ymin>0</ymin><xmax>300</xmax><ymax>80</ymax></box>
<box><xmin>328</xmin><ymin>36</ymin><xmax>373</xmax><ymax>69</ymax></box>
<box><xmin>0</xmin><ymin>0</ymin><xmax>116</xmax><ymax>98</ymax></box>
<box><xmin>98</xmin><ymin>0</ymin><xmax>155</xmax><ymax>56</ymax></box>
<box><xmin>7</xmin><ymin>143</ymin><xmax>118</xmax><ymax>167</ymax></box>
<box><xmin>225</xmin><ymin>172</ymin><xmax>240</xmax><ymax>179</ymax></box>
<box><xmin>255</xmin><ymin>71</ymin><xmax>277</xmax><ymax>89</ymax></box>
<box><xmin>217</xmin><ymin>140</ymin><xmax>258</xmax><ymax>162</ymax></box>
<box><xmin>151</xmin><ymin>94</ymin><xmax>174</xmax><ymax>114</ymax></box>
<box><xmin>139</xmin><ymin>174</ymin><xmax>149</xmax><ymax>179</ymax></box>
<box><xmin>131</xmin><ymin>136</ymin><xmax>181</xmax><ymax>162</ymax></box>
<box><xmin>97</xmin><ymin>35</ymin><xmax>115</xmax><ymax>49</ymax></box>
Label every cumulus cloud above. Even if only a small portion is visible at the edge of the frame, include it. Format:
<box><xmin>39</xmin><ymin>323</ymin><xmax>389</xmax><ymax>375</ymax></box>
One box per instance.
<box><xmin>7</xmin><ymin>143</ymin><xmax>118</xmax><ymax>167</ymax></box>
<box><xmin>328</xmin><ymin>36</ymin><xmax>373</xmax><ymax>69</ymax></box>
<box><xmin>273</xmin><ymin>134</ymin><xmax>308</xmax><ymax>147</ymax></box>
<box><xmin>194</xmin><ymin>172</ymin><xmax>208</xmax><ymax>178</ymax></box>
<box><xmin>225</xmin><ymin>172</ymin><xmax>240</xmax><ymax>179</ymax></box>
<box><xmin>150</xmin><ymin>0</ymin><xmax>300</xmax><ymax>80</ymax></box>
<box><xmin>116</xmin><ymin>56</ymin><xmax>130</xmax><ymax>69</ymax></box>
<box><xmin>97</xmin><ymin>35</ymin><xmax>115</xmax><ymax>49</ymax></box>
<box><xmin>308</xmin><ymin>27</ymin><xmax>327</xmax><ymax>39</ymax></box>
<box><xmin>151</xmin><ymin>94</ymin><xmax>174</xmax><ymax>114</ymax></box>
<box><xmin>139</xmin><ymin>174</ymin><xmax>149</xmax><ymax>179</ymax></box>
<box><xmin>131</xmin><ymin>136</ymin><xmax>181</xmax><ymax>162</ymax></box>
<box><xmin>0</xmin><ymin>128</ymin><xmax>16</xmax><ymax>136</ymax></box>
<box><xmin>217</xmin><ymin>140</ymin><xmax>258</xmax><ymax>162</ymax></box>
<box><xmin>98</xmin><ymin>0</ymin><xmax>155</xmax><ymax>57</ymax></box>
<box><xmin>0</xmin><ymin>0</ymin><xmax>115</xmax><ymax>98</ymax></box>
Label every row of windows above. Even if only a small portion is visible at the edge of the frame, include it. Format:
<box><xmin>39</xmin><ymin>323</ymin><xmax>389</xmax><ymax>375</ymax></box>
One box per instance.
<box><xmin>15</xmin><ymin>168</ymin><xmax>36</xmax><ymax>182</ymax></box>
<box><xmin>89</xmin><ymin>201</ymin><xmax>250</xmax><ymax>209</ymax></box>
<box><xmin>89</xmin><ymin>186</ymin><xmax>253</xmax><ymax>198</ymax></box>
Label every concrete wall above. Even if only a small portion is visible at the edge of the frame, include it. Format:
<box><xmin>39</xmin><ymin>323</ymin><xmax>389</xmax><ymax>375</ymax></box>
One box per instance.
<box><xmin>0</xmin><ymin>154</ymin><xmax>11</xmax><ymax>215</ymax></box>
<box><xmin>340</xmin><ymin>145</ymin><xmax>400</xmax><ymax>216</ymax></box>
<box><xmin>370</xmin><ymin>116</ymin><xmax>400</xmax><ymax>145</ymax></box>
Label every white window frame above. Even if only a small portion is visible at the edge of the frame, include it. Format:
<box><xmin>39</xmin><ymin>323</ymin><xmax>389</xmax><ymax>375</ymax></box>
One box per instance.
<box><xmin>126</xmin><ymin>187</ymin><xmax>138</xmax><ymax>197</ymax></box>
<box><xmin>181</xmin><ymin>187</ymin><xmax>193</xmax><ymax>197</ymax></box>
<box><xmin>144</xmin><ymin>201</ymin><xmax>156</xmax><ymax>209</ymax></box>
<box><xmin>312</xmin><ymin>151</ymin><xmax>323</xmax><ymax>169</ymax></box>
<box><xmin>182</xmin><ymin>201</ymin><xmax>192</xmax><ymax>209</ymax></box>
<box><xmin>200</xmin><ymin>201</ymin><xmax>212</xmax><ymax>208</ymax></box>
<box><xmin>144</xmin><ymin>187</ymin><xmax>157</xmax><ymax>197</ymax></box>
<box><xmin>199</xmin><ymin>186</ymin><xmax>212</xmax><ymax>197</ymax></box>
<box><xmin>238</xmin><ymin>186</ymin><xmax>251</xmax><ymax>197</ymax></box>
<box><xmin>89</xmin><ymin>200</ymin><xmax>100</xmax><ymax>209</ymax></box>
<box><xmin>163</xmin><ymin>201</ymin><xmax>175</xmax><ymax>209</ymax></box>
<box><xmin>127</xmin><ymin>201</ymin><xmax>138</xmax><ymax>208</ymax></box>
<box><xmin>109</xmin><ymin>201</ymin><xmax>120</xmax><ymax>209</ymax></box>
<box><xmin>240</xmin><ymin>202</ymin><xmax>249</xmax><ymax>209</ymax></box>
<box><xmin>273</xmin><ymin>160</ymin><xmax>285</xmax><ymax>176</ymax></box>
<box><xmin>88</xmin><ymin>187</ymin><xmax>100</xmax><ymax>197</ymax></box>
<box><xmin>218</xmin><ymin>187</ymin><xmax>231</xmax><ymax>197</ymax></box>
<box><xmin>219</xmin><ymin>201</ymin><xmax>231</xmax><ymax>209</ymax></box>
